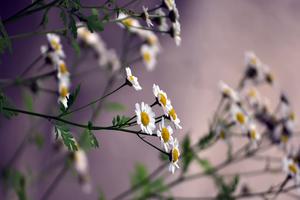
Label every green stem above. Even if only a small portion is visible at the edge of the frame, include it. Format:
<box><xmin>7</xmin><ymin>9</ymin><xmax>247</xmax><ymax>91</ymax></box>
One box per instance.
<box><xmin>19</xmin><ymin>55</ymin><xmax>43</xmax><ymax>77</ymax></box>
<box><xmin>3</xmin><ymin>0</ymin><xmax>44</xmax><ymax>23</ymax></box>
<box><xmin>4</xmin><ymin>0</ymin><xmax>61</xmax><ymax>25</ymax></box>
<box><xmin>137</xmin><ymin>133</ymin><xmax>168</xmax><ymax>156</ymax></box>
<box><xmin>2</xmin><ymin>106</ymin><xmax>157</xmax><ymax>137</ymax></box>
<box><xmin>60</xmin><ymin>82</ymin><xmax>127</xmax><ymax>117</ymax></box>
<box><xmin>40</xmin><ymin>163</ymin><xmax>69</xmax><ymax>200</ymax></box>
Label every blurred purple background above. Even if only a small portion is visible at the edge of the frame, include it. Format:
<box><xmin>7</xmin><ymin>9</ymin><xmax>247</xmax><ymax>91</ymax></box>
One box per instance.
<box><xmin>1</xmin><ymin>0</ymin><xmax>300</xmax><ymax>199</ymax></box>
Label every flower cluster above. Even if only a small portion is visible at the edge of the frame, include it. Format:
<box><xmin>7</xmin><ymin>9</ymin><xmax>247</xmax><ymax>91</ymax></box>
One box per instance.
<box><xmin>214</xmin><ymin>51</ymin><xmax>300</xmax><ymax>186</ymax></box>
<box><xmin>41</xmin><ymin>33</ymin><xmax>71</xmax><ymax>108</ymax></box>
<box><xmin>214</xmin><ymin>52</ymin><xmax>296</xmax><ymax>150</ymax></box>
<box><xmin>77</xmin><ymin>26</ymin><xmax>121</xmax><ymax>72</ymax></box>
<box><xmin>126</xmin><ymin>68</ymin><xmax>182</xmax><ymax>173</ymax></box>
<box><xmin>116</xmin><ymin>0</ymin><xmax>181</xmax><ymax>71</ymax></box>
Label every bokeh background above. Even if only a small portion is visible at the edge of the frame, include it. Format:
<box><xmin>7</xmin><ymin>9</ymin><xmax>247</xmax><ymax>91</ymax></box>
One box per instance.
<box><xmin>1</xmin><ymin>0</ymin><xmax>300</xmax><ymax>199</ymax></box>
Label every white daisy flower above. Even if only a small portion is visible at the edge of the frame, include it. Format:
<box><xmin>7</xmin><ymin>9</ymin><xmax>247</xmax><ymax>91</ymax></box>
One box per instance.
<box><xmin>46</xmin><ymin>33</ymin><xmax>65</xmax><ymax>58</ymax></box>
<box><xmin>117</xmin><ymin>12</ymin><xmax>141</xmax><ymax>33</ymax></box>
<box><xmin>58</xmin><ymin>79</ymin><xmax>70</xmax><ymax>108</ymax></box>
<box><xmin>164</xmin><ymin>0</ymin><xmax>176</xmax><ymax>11</ymax></box>
<box><xmin>99</xmin><ymin>49</ymin><xmax>121</xmax><ymax>72</ymax></box>
<box><xmin>219</xmin><ymin>81</ymin><xmax>240</xmax><ymax>103</ymax></box>
<box><xmin>170</xmin><ymin>21</ymin><xmax>181</xmax><ymax>46</ymax></box>
<box><xmin>153</xmin><ymin>84</ymin><xmax>171</xmax><ymax>109</ymax></box>
<box><xmin>74</xmin><ymin>149</ymin><xmax>89</xmax><ymax>176</ymax></box>
<box><xmin>230</xmin><ymin>103</ymin><xmax>248</xmax><ymax>127</ymax></box>
<box><xmin>282</xmin><ymin>157</ymin><xmax>300</xmax><ymax>178</ymax></box>
<box><xmin>144</xmin><ymin>32</ymin><xmax>161</xmax><ymax>52</ymax></box>
<box><xmin>247</xmin><ymin>123</ymin><xmax>261</xmax><ymax>148</ymax></box>
<box><xmin>157</xmin><ymin>118</ymin><xmax>174</xmax><ymax>151</ymax></box>
<box><xmin>244</xmin><ymin>51</ymin><xmax>274</xmax><ymax>85</ymax></box>
<box><xmin>57</xmin><ymin>59</ymin><xmax>70</xmax><ymax>79</ymax></box>
<box><xmin>126</xmin><ymin>67</ymin><xmax>142</xmax><ymax>91</ymax></box>
<box><xmin>73</xmin><ymin>149</ymin><xmax>92</xmax><ymax>194</ymax></box>
<box><xmin>244</xmin><ymin>87</ymin><xmax>261</xmax><ymax>108</ymax></box>
<box><xmin>135</xmin><ymin>102</ymin><xmax>156</xmax><ymax>135</ymax></box>
<box><xmin>77</xmin><ymin>26</ymin><xmax>100</xmax><ymax>47</ymax></box>
<box><xmin>245</xmin><ymin>51</ymin><xmax>262</xmax><ymax>69</ymax></box>
<box><xmin>166</xmin><ymin>104</ymin><xmax>182</xmax><ymax>129</ymax></box>
<box><xmin>169</xmin><ymin>138</ymin><xmax>180</xmax><ymax>174</ymax></box>
<box><xmin>141</xmin><ymin>44</ymin><xmax>157</xmax><ymax>70</ymax></box>
<box><xmin>142</xmin><ymin>6</ymin><xmax>153</xmax><ymax>27</ymax></box>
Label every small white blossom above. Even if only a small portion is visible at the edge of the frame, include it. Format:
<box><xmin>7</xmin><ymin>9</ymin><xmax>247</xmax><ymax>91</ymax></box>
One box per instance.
<box><xmin>135</xmin><ymin>102</ymin><xmax>156</xmax><ymax>135</ymax></box>
<box><xmin>169</xmin><ymin>138</ymin><xmax>180</xmax><ymax>174</ymax></box>
<box><xmin>157</xmin><ymin>118</ymin><xmax>174</xmax><ymax>151</ymax></box>
<box><xmin>126</xmin><ymin>67</ymin><xmax>142</xmax><ymax>91</ymax></box>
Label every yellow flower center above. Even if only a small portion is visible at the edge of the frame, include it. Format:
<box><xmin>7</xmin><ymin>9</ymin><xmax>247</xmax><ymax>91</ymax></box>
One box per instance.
<box><xmin>129</xmin><ymin>75</ymin><xmax>135</xmax><ymax>82</ymax></box>
<box><xmin>289</xmin><ymin>163</ymin><xmax>298</xmax><ymax>174</ymax></box>
<box><xmin>220</xmin><ymin>130</ymin><xmax>226</xmax><ymax>139</ymax></box>
<box><xmin>60</xmin><ymin>86</ymin><xmax>69</xmax><ymax>97</ymax></box>
<box><xmin>172</xmin><ymin>148</ymin><xmax>179</xmax><ymax>163</ymax></box>
<box><xmin>281</xmin><ymin>135</ymin><xmax>289</xmax><ymax>143</ymax></box>
<box><xmin>161</xmin><ymin>127</ymin><xmax>170</xmax><ymax>143</ymax></box>
<box><xmin>250</xmin><ymin>57</ymin><xmax>257</xmax><ymax>66</ymax></box>
<box><xmin>147</xmin><ymin>36</ymin><xmax>157</xmax><ymax>45</ymax></box>
<box><xmin>141</xmin><ymin>112</ymin><xmax>150</xmax><ymax>126</ymax></box>
<box><xmin>266</xmin><ymin>73</ymin><xmax>274</xmax><ymax>84</ymax></box>
<box><xmin>249</xmin><ymin>129</ymin><xmax>257</xmax><ymax>140</ymax></box>
<box><xmin>236</xmin><ymin>112</ymin><xmax>245</xmax><ymax>124</ymax></box>
<box><xmin>290</xmin><ymin>112</ymin><xmax>296</xmax><ymax>121</ymax></box>
<box><xmin>122</xmin><ymin>19</ymin><xmax>134</xmax><ymax>27</ymax></box>
<box><xmin>159</xmin><ymin>93</ymin><xmax>167</xmax><ymax>107</ymax></box>
<box><xmin>81</xmin><ymin>29</ymin><xmax>90</xmax><ymax>40</ymax></box>
<box><xmin>169</xmin><ymin>108</ymin><xmax>177</xmax><ymax>120</ymax></box>
<box><xmin>50</xmin><ymin>40</ymin><xmax>61</xmax><ymax>51</ymax></box>
<box><xmin>223</xmin><ymin>88</ymin><xmax>231</xmax><ymax>97</ymax></box>
<box><xmin>248</xmin><ymin>88</ymin><xmax>257</xmax><ymax>98</ymax></box>
<box><xmin>59</xmin><ymin>63</ymin><xmax>68</xmax><ymax>74</ymax></box>
<box><xmin>143</xmin><ymin>52</ymin><xmax>151</xmax><ymax>64</ymax></box>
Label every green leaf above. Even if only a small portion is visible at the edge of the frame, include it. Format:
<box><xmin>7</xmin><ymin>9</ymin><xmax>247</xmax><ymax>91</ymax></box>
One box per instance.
<box><xmin>131</xmin><ymin>163</ymin><xmax>149</xmax><ymax>187</ymax></box>
<box><xmin>54</xmin><ymin>123</ymin><xmax>78</xmax><ymax>151</ymax></box>
<box><xmin>130</xmin><ymin>163</ymin><xmax>168</xmax><ymax>199</ymax></box>
<box><xmin>182</xmin><ymin>135</ymin><xmax>193</xmax><ymax>173</ymax></box>
<box><xmin>60</xmin><ymin>10</ymin><xmax>68</xmax><ymax>28</ymax></box>
<box><xmin>159</xmin><ymin>151</ymin><xmax>169</xmax><ymax>161</ymax></box>
<box><xmin>197</xmin><ymin>158</ymin><xmax>214</xmax><ymax>175</ymax></box>
<box><xmin>31</xmin><ymin>133</ymin><xmax>45</xmax><ymax>149</ymax></box>
<box><xmin>0</xmin><ymin>18</ymin><xmax>12</xmax><ymax>52</ymax></box>
<box><xmin>71</xmin><ymin>38</ymin><xmax>81</xmax><ymax>56</ymax></box>
<box><xmin>197</xmin><ymin>131</ymin><xmax>215</xmax><ymax>150</ymax></box>
<box><xmin>2</xmin><ymin>168</ymin><xmax>27</xmax><ymax>200</ymax></box>
<box><xmin>79</xmin><ymin>124</ymin><xmax>99</xmax><ymax>150</ymax></box>
<box><xmin>0</xmin><ymin>91</ymin><xmax>18</xmax><ymax>119</ymax></box>
<box><xmin>39</xmin><ymin>7</ymin><xmax>51</xmax><ymax>28</ymax></box>
<box><xmin>86</xmin><ymin>10</ymin><xmax>104</xmax><ymax>32</ymax></box>
<box><xmin>68</xmin><ymin>14</ymin><xmax>77</xmax><ymax>38</ymax></box>
<box><xmin>215</xmin><ymin>174</ymin><xmax>239</xmax><ymax>200</ymax></box>
<box><xmin>112</xmin><ymin>115</ymin><xmax>130</xmax><ymax>128</ymax></box>
<box><xmin>104</xmin><ymin>102</ymin><xmax>126</xmax><ymax>112</ymax></box>
<box><xmin>22</xmin><ymin>91</ymin><xmax>34</xmax><ymax>112</ymax></box>
<box><xmin>98</xmin><ymin>190</ymin><xmax>106</xmax><ymax>200</ymax></box>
